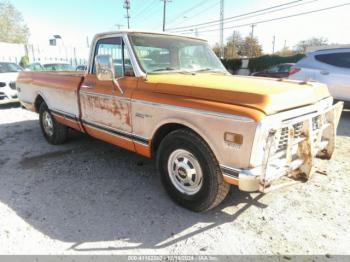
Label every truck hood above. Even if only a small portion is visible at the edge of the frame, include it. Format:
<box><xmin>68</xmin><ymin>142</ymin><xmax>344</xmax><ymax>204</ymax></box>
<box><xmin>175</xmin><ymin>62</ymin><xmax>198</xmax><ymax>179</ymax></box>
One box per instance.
<box><xmin>146</xmin><ymin>74</ymin><xmax>330</xmax><ymax>115</ymax></box>
<box><xmin>0</xmin><ymin>72</ymin><xmax>19</xmax><ymax>83</ymax></box>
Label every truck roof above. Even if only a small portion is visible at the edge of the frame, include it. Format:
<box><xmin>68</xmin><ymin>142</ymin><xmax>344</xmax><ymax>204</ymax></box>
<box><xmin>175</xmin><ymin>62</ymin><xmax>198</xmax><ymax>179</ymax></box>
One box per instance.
<box><xmin>93</xmin><ymin>29</ymin><xmax>207</xmax><ymax>42</ymax></box>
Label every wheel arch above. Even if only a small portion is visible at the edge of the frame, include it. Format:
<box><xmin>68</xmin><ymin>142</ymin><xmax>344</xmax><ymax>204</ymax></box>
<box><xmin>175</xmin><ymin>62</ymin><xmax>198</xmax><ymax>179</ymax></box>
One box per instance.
<box><xmin>150</xmin><ymin>119</ymin><xmax>219</xmax><ymax>161</ymax></box>
<box><xmin>34</xmin><ymin>95</ymin><xmax>45</xmax><ymax>113</ymax></box>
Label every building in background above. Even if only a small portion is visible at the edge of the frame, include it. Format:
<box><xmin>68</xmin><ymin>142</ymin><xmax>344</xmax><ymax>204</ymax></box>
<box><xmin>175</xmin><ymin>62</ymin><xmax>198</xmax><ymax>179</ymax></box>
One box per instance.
<box><xmin>0</xmin><ymin>37</ymin><xmax>89</xmax><ymax>67</ymax></box>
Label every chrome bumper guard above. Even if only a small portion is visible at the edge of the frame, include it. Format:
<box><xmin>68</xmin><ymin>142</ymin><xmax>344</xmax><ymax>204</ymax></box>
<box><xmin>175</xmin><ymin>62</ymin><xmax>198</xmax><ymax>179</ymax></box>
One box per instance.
<box><xmin>239</xmin><ymin>101</ymin><xmax>344</xmax><ymax>192</ymax></box>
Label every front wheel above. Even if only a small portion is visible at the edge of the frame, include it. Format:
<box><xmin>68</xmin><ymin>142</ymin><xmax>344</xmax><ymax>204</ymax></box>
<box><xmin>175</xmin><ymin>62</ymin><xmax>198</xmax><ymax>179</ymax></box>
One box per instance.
<box><xmin>157</xmin><ymin>129</ymin><xmax>230</xmax><ymax>212</ymax></box>
<box><xmin>39</xmin><ymin>102</ymin><xmax>68</xmax><ymax>145</ymax></box>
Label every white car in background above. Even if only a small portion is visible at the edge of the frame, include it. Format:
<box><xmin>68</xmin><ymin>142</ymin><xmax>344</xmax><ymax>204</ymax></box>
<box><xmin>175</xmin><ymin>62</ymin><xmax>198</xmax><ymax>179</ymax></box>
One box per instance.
<box><xmin>0</xmin><ymin>62</ymin><xmax>22</xmax><ymax>104</ymax></box>
<box><xmin>289</xmin><ymin>47</ymin><xmax>350</xmax><ymax>103</ymax></box>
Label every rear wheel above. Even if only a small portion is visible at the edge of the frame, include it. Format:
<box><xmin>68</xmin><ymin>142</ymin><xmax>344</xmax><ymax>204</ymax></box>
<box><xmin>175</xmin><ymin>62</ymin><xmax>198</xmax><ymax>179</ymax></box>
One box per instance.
<box><xmin>157</xmin><ymin>129</ymin><xmax>230</xmax><ymax>212</ymax></box>
<box><xmin>39</xmin><ymin>102</ymin><xmax>68</xmax><ymax>145</ymax></box>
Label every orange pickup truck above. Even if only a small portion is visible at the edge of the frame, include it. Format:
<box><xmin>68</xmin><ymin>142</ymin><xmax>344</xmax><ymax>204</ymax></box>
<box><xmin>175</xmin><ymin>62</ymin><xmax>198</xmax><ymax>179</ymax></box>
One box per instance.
<box><xmin>17</xmin><ymin>30</ymin><xmax>343</xmax><ymax>211</ymax></box>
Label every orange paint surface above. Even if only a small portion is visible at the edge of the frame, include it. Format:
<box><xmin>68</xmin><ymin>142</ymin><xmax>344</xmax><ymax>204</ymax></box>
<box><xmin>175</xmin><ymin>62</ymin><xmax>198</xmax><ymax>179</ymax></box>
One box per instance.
<box><xmin>223</xmin><ymin>175</ymin><xmax>239</xmax><ymax>186</ymax></box>
<box><xmin>52</xmin><ymin>114</ymin><xmax>81</xmax><ymax>131</ymax></box>
<box><xmin>84</xmin><ymin>125</ymin><xmax>135</xmax><ymax>152</ymax></box>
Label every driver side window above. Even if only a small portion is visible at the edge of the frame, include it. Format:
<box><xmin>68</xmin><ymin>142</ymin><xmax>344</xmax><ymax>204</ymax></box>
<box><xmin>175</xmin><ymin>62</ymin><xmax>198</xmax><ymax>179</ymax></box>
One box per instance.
<box><xmin>93</xmin><ymin>37</ymin><xmax>134</xmax><ymax>77</ymax></box>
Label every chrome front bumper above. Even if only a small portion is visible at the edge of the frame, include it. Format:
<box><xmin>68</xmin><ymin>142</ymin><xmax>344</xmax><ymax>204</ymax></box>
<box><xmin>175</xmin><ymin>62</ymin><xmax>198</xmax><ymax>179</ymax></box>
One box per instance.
<box><xmin>238</xmin><ymin>101</ymin><xmax>344</xmax><ymax>192</ymax></box>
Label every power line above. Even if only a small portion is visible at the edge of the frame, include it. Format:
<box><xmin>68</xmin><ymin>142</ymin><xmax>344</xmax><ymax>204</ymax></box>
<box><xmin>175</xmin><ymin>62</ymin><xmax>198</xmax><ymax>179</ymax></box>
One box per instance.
<box><xmin>185</xmin><ymin>2</ymin><xmax>350</xmax><ymax>34</ymax></box>
<box><xmin>167</xmin><ymin>0</ymin><xmax>303</xmax><ymax>31</ymax></box>
<box><xmin>133</xmin><ymin>0</ymin><xmax>158</xmax><ymax>19</ymax></box>
<box><xmin>173</xmin><ymin>1</ymin><xmax>220</xmax><ymax>27</ymax></box>
<box><xmin>166</xmin><ymin>0</ymin><xmax>208</xmax><ymax>26</ymax></box>
<box><xmin>170</xmin><ymin>0</ymin><xmax>320</xmax><ymax>32</ymax></box>
<box><xmin>133</xmin><ymin>0</ymin><xmax>159</xmax><ymax>23</ymax></box>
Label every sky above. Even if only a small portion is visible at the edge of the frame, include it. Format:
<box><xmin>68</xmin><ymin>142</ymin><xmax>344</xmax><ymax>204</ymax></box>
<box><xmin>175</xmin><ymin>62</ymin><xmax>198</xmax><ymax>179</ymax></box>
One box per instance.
<box><xmin>8</xmin><ymin>0</ymin><xmax>350</xmax><ymax>53</ymax></box>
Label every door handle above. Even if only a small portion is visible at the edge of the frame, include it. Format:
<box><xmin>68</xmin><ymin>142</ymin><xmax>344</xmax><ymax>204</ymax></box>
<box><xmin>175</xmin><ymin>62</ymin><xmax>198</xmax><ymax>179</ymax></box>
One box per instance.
<box><xmin>320</xmin><ymin>70</ymin><xmax>329</xmax><ymax>75</ymax></box>
<box><xmin>81</xmin><ymin>81</ymin><xmax>96</xmax><ymax>89</ymax></box>
<box><xmin>81</xmin><ymin>84</ymin><xmax>93</xmax><ymax>89</ymax></box>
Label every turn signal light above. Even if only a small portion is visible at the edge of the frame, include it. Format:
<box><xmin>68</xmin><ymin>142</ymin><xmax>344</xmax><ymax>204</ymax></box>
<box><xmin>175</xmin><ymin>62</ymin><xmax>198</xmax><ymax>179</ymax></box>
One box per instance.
<box><xmin>224</xmin><ymin>132</ymin><xmax>243</xmax><ymax>145</ymax></box>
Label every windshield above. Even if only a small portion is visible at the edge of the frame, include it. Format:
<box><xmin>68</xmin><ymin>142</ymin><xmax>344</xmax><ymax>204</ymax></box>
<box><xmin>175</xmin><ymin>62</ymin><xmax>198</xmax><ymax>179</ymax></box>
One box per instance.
<box><xmin>0</xmin><ymin>62</ymin><xmax>23</xmax><ymax>73</ymax></box>
<box><xmin>129</xmin><ymin>34</ymin><xmax>227</xmax><ymax>74</ymax></box>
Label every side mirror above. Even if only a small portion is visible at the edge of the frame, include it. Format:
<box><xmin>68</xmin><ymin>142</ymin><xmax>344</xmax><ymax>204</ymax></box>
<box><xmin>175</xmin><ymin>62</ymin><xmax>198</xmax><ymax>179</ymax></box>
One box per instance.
<box><xmin>0</xmin><ymin>82</ymin><xmax>6</xmax><ymax>88</ymax></box>
<box><xmin>95</xmin><ymin>54</ymin><xmax>115</xmax><ymax>81</ymax></box>
<box><xmin>95</xmin><ymin>54</ymin><xmax>123</xmax><ymax>94</ymax></box>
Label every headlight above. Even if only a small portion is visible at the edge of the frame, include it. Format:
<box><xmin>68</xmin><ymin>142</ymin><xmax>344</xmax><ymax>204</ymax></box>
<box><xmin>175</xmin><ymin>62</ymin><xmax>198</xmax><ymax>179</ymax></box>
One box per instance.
<box><xmin>249</xmin><ymin>117</ymin><xmax>280</xmax><ymax>168</ymax></box>
<box><xmin>9</xmin><ymin>81</ymin><xmax>16</xmax><ymax>90</ymax></box>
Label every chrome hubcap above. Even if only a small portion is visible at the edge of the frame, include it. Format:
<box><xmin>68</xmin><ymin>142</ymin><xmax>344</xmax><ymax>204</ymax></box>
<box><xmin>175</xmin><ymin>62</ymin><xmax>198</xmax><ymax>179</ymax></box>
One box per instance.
<box><xmin>42</xmin><ymin>111</ymin><xmax>54</xmax><ymax>136</ymax></box>
<box><xmin>167</xmin><ymin>149</ymin><xmax>203</xmax><ymax>195</ymax></box>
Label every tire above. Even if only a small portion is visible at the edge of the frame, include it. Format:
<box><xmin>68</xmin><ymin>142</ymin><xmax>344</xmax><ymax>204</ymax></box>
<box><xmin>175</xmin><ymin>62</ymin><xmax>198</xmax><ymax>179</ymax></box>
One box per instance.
<box><xmin>39</xmin><ymin>102</ymin><xmax>68</xmax><ymax>145</ymax></box>
<box><xmin>157</xmin><ymin>129</ymin><xmax>230</xmax><ymax>212</ymax></box>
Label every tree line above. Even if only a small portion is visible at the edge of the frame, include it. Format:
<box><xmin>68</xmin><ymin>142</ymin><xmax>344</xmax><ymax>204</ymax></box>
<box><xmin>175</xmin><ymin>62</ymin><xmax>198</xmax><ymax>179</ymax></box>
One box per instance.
<box><xmin>212</xmin><ymin>30</ymin><xmax>330</xmax><ymax>59</ymax></box>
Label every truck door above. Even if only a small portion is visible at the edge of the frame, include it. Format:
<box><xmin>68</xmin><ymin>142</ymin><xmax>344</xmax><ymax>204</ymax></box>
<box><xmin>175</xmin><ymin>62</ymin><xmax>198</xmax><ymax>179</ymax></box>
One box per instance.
<box><xmin>79</xmin><ymin>36</ymin><xmax>138</xmax><ymax>151</ymax></box>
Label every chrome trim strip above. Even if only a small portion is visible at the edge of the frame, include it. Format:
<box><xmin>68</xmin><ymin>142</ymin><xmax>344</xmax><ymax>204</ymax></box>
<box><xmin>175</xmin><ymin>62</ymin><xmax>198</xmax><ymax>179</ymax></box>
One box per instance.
<box><xmin>49</xmin><ymin>108</ymin><xmax>149</xmax><ymax>144</ymax></box>
<box><xmin>51</xmin><ymin>109</ymin><xmax>77</xmax><ymax>120</ymax></box>
<box><xmin>82</xmin><ymin>119</ymin><xmax>149</xmax><ymax>145</ymax></box>
<box><xmin>132</xmin><ymin>99</ymin><xmax>254</xmax><ymax>122</ymax></box>
<box><xmin>83</xmin><ymin>121</ymin><xmax>133</xmax><ymax>142</ymax></box>
<box><xmin>80</xmin><ymin>91</ymin><xmax>130</xmax><ymax>102</ymax></box>
<box><xmin>83</xmin><ymin>119</ymin><xmax>131</xmax><ymax>136</ymax></box>
<box><xmin>220</xmin><ymin>165</ymin><xmax>241</xmax><ymax>178</ymax></box>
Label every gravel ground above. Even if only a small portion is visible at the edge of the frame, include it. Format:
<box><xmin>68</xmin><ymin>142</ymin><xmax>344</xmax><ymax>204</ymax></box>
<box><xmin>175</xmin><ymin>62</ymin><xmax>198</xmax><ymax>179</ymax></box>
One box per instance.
<box><xmin>0</xmin><ymin>103</ymin><xmax>349</xmax><ymax>255</ymax></box>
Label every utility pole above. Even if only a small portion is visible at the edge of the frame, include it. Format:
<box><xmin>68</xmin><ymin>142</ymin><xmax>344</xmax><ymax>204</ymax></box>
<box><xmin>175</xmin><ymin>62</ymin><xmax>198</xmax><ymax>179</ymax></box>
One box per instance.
<box><xmin>250</xmin><ymin>24</ymin><xmax>256</xmax><ymax>38</ymax></box>
<box><xmin>249</xmin><ymin>24</ymin><xmax>256</xmax><ymax>58</ymax></box>
<box><xmin>220</xmin><ymin>0</ymin><xmax>224</xmax><ymax>59</ymax></box>
<box><xmin>272</xmin><ymin>35</ymin><xmax>276</xmax><ymax>54</ymax></box>
<box><xmin>162</xmin><ymin>0</ymin><xmax>171</xmax><ymax>32</ymax></box>
<box><xmin>123</xmin><ymin>0</ymin><xmax>131</xmax><ymax>29</ymax></box>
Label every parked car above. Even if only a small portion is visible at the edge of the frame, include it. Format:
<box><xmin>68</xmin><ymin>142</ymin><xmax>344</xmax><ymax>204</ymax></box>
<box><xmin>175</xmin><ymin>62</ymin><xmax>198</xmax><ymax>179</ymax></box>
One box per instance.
<box><xmin>0</xmin><ymin>62</ymin><xmax>22</xmax><ymax>104</ymax></box>
<box><xmin>251</xmin><ymin>63</ymin><xmax>295</xmax><ymax>78</ymax></box>
<box><xmin>26</xmin><ymin>62</ymin><xmax>74</xmax><ymax>71</ymax></box>
<box><xmin>17</xmin><ymin>30</ymin><xmax>343</xmax><ymax>211</ymax></box>
<box><xmin>76</xmin><ymin>65</ymin><xmax>87</xmax><ymax>71</ymax></box>
<box><xmin>289</xmin><ymin>47</ymin><xmax>350</xmax><ymax>102</ymax></box>
<box><xmin>25</xmin><ymin>62</ymin><xmax>44</xmax><ymax>71</ymax></box>
<box><xmin>42</xmin><ymin>63</ymin><xmax>74</xmax><ymax>71</ymax></box>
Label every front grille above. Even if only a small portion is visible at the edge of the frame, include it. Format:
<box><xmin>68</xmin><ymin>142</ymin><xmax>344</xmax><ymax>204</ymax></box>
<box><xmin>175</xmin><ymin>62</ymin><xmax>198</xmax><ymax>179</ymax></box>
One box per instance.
<box><xmin>312</xmin><ymin>115</ymin><xmax>321</xmax><ymax>131</ymax></box>
<box><xmin>277</xmin><ymin>122</ymin><xmax>303</xmax><ymax>151</ymax></box>
<box><xmin>277</xmin><ymin>116</ymin><xmax>323</xmax><ymax>153</ymax></box>
<box><xmin>9</xmin><ymin>81</ymin><xmax>16</xmax><ymax>90</ymax></box>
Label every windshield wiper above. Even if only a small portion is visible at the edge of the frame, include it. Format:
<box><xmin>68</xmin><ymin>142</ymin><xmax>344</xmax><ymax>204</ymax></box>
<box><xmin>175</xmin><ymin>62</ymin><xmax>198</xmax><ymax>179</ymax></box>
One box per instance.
<box><xmin>194</xmin><ymin>68</ymin><xmax>226</xmax><ymax>74</ymax></box>
<box><xmin>149</xmin><ymin>68</ymin><xmax>195</xmax><ymax>75</ymax></box>
<box><xmin>151</xmin><ymin>67</ymin><xmax>176</xmax><ymax>72</ymax></box>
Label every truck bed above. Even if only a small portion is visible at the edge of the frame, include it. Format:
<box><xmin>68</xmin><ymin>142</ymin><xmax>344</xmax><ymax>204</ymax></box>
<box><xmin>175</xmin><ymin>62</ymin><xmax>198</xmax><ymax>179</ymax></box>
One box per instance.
<box><xmin>17</xmin><ymin>71</ymin><xmax>85</xmax><ymax>118</ymax></box>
